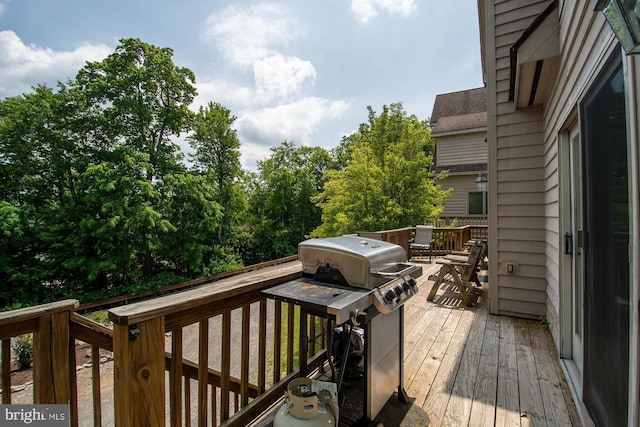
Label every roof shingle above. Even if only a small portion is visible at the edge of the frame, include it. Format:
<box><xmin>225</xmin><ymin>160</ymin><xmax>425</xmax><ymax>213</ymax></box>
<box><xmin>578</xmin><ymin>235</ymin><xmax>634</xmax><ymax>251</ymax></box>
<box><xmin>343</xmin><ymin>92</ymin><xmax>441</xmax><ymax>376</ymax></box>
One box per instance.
<box><xmin>430</xmin><ymin>87</ymin><xmax>487</xmax><ymax>134</ymax></box>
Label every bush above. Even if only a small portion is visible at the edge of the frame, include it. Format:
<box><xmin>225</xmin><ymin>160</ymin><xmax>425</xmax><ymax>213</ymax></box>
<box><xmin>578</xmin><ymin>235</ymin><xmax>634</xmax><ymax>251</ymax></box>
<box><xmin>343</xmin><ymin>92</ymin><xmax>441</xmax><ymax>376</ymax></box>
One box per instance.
<box><xmin>88</xmin><ymin>310</ymin><xmax>112</xmax><ymax>326</ymax></box>
<box><xmin>13</xmin><ymin>334</ymin><xmax>33</xmax><ymax>369</ymax></box>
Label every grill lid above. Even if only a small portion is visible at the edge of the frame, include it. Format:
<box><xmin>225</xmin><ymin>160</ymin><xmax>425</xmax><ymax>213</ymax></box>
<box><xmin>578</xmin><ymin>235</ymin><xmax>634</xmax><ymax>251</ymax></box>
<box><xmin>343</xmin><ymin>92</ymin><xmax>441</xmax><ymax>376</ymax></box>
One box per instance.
<box><xmin>298</xmin><ymin>235</ymin><xmax>411</xmax><ymax>289</ymax></box>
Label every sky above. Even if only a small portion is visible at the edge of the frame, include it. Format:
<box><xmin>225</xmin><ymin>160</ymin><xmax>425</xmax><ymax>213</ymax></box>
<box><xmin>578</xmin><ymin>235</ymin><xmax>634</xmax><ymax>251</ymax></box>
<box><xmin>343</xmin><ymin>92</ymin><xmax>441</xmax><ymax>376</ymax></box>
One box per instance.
<box><xmin>0</xmin><ymin>0</ymin><xmax>484</xmax><ymax>170</ymax></box>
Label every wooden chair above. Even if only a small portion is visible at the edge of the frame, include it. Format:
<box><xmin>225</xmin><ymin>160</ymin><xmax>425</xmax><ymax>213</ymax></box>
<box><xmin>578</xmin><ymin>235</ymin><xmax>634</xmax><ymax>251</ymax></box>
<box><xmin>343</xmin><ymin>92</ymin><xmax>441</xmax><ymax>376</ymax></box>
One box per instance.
<box><xmin>427</xmin><ymin>241</ymin><xmax>486</xmax><ymax>306</ymax></box>
<box><xmin>409</xmin><ymin>225</ymin><xmax>434</xmax><ymax>262</ymax></box>
<box><xmin>449</xmin><ymin>239</ymin><xmax>488</xmax><ymax>271</ymax></box>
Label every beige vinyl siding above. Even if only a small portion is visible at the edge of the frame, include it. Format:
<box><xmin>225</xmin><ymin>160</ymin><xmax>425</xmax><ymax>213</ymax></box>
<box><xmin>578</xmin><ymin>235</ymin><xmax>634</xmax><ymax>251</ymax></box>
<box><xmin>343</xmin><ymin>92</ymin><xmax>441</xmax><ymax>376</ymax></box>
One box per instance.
<box><xmin>436</xmin><ymin>132</ymin><xmax>488</xmax><ymax>167</ymax></box>
<box><xmin>440</xmin><ymin>174</ymin><xmax>483</xmax><ymax>217</ymax></box>
<box><xmin>486</xmin><ymin>0</ymin><xmax>550</xmax><ymax>319</ymax></box>
<box><xmin>487</xmin><ymin>0</ymin><xmax>618</xmax><ymax>342</ymax></box>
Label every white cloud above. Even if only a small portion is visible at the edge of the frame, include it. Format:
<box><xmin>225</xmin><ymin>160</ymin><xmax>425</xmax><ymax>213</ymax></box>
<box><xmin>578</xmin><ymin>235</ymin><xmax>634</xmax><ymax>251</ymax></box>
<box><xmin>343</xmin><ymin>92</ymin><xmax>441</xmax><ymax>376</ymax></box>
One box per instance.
<box><xmin>0</xmin><ymin>31</ymin><xmax>112</xmax><ymax>97</ymax></box>
<box><xmin>199</xmin><ymin>3</ymin><xmax>353</xmax><ymax>170</ymax></box>
<box><xmin>239</xmin><ymin>141</ymin><xmax>274</xmax><ymax>171</ymax></box>
<box><xmin>200</xmin><ymin>4</ymin><xmax>318</xmax><ymax>106</ymax></box>
<box><xmin>351</xmin><ymin>0</ymin><xmax>417</xmax><ymax>23</ymax></box>
<box><xmin>203</xmin><ymin>3</ymin><xmax>300</xmax><ymax>69</ymax></box>
<box><xmin>193</xmin><ymin>79</ymin><xmax>257</xmax><ymax>109</ymax></box>
<box><xmin>235</xmin><ymin>97</ymin><xmax>350</xmax><ymax>169</ymax></box>
<box><xmin>254</xmin><ymin>55</ymin><xmax>316</xmax><ymax>103</ymax></box>
<box><xmin>194</xmin><ymin>55</ymin><xmax>316</xmax><ymax>108</ymax></box>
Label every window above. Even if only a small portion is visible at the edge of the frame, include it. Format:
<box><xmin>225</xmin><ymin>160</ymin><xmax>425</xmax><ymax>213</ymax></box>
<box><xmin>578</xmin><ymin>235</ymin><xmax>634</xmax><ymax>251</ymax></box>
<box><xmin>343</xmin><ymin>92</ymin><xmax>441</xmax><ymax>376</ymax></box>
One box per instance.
<box><xmin>468</xmin><ymin>191</ymin><xmax>487</xmax><ymax>215</ymax></box>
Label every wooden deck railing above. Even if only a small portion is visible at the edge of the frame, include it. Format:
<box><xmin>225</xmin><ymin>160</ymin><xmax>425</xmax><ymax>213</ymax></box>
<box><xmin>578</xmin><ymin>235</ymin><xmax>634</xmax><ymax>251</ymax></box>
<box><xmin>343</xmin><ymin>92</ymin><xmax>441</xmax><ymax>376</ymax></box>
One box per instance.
<box><xmin>1</xmin><ymin>300</ymin><xmax>78</xmax><ymax>408</ymax></box>
<box><xmin>107</xmin><ymin>261</ymin><xmax>330</xmax><ymax>426</ymax></box>
<box><xmin>358</xmin><ymin>225</ymin><xmax>488</xmax><ymax>257</ymax></box>
<box><xmin>436</xmin><ymin>215</ymin><xmax>488</xmax><ymax>227</ymax></box>
<box><xmin>68</xmin><ymin>311</ymin><xmax>114</xmax><ymax>425</ymax></box>
<box><xmin>0</xmin><ymin>226</ymin><xmax>489</xmax><ymax>426</ymax></box>
<box><xmin>0</xmin><ymin>300</ymin><xmax>116</xmax><ymax>425</ymax></box>
<box><xmin>0</xmin><ymin>261</ymin><xmax>329</xmax><ymax>426</ymax></box>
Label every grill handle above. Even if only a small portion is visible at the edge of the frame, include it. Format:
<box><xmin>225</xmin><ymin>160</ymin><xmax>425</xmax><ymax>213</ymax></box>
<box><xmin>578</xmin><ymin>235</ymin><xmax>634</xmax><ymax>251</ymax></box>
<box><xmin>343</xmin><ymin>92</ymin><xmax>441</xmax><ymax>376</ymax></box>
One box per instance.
<box><xmin>373</xmin><ymin>263</ymin><xmax>419</xmax><ymax>278</ymax></box>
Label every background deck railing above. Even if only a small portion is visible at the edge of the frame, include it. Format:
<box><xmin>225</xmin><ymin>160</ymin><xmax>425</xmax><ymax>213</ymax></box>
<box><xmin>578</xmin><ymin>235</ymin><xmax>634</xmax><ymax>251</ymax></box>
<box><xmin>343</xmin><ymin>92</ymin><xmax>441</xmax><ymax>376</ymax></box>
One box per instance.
<box><xmin>357</xmin><ymin>225</ymin><xmax>488</xmax><ymax>257</ymax></box>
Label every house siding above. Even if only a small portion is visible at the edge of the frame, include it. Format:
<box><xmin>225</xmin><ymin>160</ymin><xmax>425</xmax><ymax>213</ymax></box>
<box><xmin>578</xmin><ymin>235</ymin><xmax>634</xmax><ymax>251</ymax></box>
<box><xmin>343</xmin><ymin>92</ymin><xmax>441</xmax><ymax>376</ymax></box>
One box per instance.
<box><xmin>487</xmin><ymin>0</ymin><xmax>616</xmax><ymax>333</ymax></box>
<box><xmin>435</xmin><ymin>131</ymin><xmax>488</xmax><ymax>167</ymax></box>
<box><xmin>440</xmin><ymin>174</ymin><xmax>485</xmax><ymax>217</ymax></box>
<box><xmin>486</xmin><ymin>0</ymin><xmax>550</xmax><ymax>320</ymax></box>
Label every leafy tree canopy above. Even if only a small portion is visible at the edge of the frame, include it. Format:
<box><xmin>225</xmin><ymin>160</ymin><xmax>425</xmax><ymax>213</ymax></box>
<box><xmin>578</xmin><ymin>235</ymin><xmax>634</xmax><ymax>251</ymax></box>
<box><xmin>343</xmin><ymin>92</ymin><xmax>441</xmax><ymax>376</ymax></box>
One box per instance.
<box><xmin>312</xmin><ymin>103</ymin><xmax>449</xmax><ymax>237</ymax></box>
<box><xmin>0</xmin><ymin>38</ymin><xmax>451</xmax><ymax>310</ymax></box>
<box><xmin>247</xmin><ymin>141</ymin><xmax>331</xmax><ymax>261</ymax></box>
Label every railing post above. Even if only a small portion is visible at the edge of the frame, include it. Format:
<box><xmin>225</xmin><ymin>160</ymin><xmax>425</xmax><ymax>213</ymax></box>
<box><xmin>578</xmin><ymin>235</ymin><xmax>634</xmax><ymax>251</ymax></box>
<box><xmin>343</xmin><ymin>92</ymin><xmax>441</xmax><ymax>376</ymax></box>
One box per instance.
<box><xmin>455</xmin><ymin>227</ymin><xmax>464</xmax><ymax>251</ymax></box>
<box><xmin>33</xmin><ymin>308</ymin><xmax>75</xmax><ymax>404</ymax></box>
<box><xmin>113</xmin><ymin>317</ymin><xmax>166</xmax><ymax>426</ymax></box>
<box><xmin>461</xmin><ymin>225</ymin><xmax>472</xmax><ymax>247</ymax></box>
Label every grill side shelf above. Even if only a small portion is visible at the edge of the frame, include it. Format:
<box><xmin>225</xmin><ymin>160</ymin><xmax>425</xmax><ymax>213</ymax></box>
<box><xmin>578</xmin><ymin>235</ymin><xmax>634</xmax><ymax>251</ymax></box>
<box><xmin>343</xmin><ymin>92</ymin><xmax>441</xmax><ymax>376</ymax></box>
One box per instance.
<box><xmin>261</xmin><ymin>278</ymin><xmax>373</xmax><ymax>325</ymax></box>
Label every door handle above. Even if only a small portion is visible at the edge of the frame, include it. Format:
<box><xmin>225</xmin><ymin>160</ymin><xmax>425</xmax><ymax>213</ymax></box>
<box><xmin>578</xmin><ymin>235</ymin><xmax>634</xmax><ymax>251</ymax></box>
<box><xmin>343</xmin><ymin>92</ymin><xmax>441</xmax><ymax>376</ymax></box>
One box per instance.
<box><xmin>564</xmin><ymin>232</ymin><xmax>573</xmax><ymax>255</ymax></box>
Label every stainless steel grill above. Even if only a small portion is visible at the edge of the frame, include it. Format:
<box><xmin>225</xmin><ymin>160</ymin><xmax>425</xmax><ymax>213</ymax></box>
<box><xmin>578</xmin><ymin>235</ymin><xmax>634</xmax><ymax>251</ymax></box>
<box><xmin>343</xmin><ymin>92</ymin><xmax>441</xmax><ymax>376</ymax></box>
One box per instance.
<box><xmin>263</xmin><ymin>235</ymin><xmax>423</xmax><ymax>425</ymax></box>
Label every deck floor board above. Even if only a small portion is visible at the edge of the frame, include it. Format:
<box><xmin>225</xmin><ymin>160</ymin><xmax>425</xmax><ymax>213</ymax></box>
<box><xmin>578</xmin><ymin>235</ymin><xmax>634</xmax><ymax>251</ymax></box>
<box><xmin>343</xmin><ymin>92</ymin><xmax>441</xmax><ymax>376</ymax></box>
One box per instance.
<box><xmin>399</xmin><ymin>262</ymin><xmax>581</xmax><ymax>427</ymax></box>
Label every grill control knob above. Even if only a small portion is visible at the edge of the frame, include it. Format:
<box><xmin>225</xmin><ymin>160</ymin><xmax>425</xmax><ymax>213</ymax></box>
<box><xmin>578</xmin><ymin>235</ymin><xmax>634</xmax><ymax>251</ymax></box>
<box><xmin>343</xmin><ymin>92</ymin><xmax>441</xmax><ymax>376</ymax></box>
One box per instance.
<box><xmin>402</xmin><ymin>282</ymin><xmax>411</xmax><ymax>291</ymax></box>
<box><xmin>408</xmin><ymin>278</ymin><xmax>417</xmax><ymax>288</ymax></box>
<box><xmin>394</xmin><ymin>286</ymin><xmax>404</xmax><ymax>297</ymax></box>
<box><xmin>384</xmin><ymin>289</ymin><xmax>396</xmax><ymax>302</ymax></box>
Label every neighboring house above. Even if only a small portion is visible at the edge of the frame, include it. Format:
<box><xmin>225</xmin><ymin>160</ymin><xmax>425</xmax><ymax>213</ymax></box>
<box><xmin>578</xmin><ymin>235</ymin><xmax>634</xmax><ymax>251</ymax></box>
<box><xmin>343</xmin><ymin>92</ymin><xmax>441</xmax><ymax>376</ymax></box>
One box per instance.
<box><xmin>478</xmin><ymin>0</ymin><xmax>639</xmax><ymax>425</ymax></box>
<box><xmin>430</xmin><ymin>87</ymin><xmax>488</xmax><ymax>225</ymax></box>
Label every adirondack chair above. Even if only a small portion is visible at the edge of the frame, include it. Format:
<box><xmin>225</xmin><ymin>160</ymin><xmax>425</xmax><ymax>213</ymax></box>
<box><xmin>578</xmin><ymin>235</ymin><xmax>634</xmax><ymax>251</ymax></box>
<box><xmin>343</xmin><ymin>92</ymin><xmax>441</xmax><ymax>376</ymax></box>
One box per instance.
<box><xmin>449</xmin><ymin>239</ymin><xmax>488</xmax><ymax>273</ymax></box>
<box><xmin>427</xmin><ymin>241</ymin><xmax>486</xmax><ymax>306</ymax></box>
<box><xmin>409</xmin><ymin>225</ymin><xmax>434</xmax><ymax>262</ymax></box>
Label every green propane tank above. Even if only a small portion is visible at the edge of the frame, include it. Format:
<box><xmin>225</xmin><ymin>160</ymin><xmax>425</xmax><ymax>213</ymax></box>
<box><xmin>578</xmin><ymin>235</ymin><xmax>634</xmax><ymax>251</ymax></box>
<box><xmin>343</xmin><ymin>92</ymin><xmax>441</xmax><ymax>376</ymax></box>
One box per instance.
<box><xmin>273</xmin><ymin>378</ymin><xmax>338</xmax><ymax>427</ymax></box>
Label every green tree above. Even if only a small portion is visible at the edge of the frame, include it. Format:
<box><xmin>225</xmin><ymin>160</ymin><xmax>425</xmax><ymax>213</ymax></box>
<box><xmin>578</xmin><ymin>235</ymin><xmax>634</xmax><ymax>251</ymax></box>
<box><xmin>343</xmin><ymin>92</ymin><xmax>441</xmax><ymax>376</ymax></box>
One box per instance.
<box><xmin>0</xmin><ymin>38</ymin><xmax>211</xmax><ymax>308</ymax></box>
<box><xmin>312</xmin><ymin>103</ymin><xmax>449</xmax><ymax>237</ymax></box>
<box><xmin>188</xmin><ymin>102</ymin><xmax>245</xmax><ymax>245</ymax></box>
<box><xmin>72</xmin><ymin>38</ymin><xmax>197</xmax><ymax>279</ymax></box>
<box><xmin>53</xmin><ymin>147</ymin><xmax>175</xmax><ymax>291</ymax></box>
<box><xmin>0</xmin><ymin>86</ymin><xmax>83</xmax><ymax>305</ymax></box>
<box><xmin>248</xmin><ymin>142</ymin><xmax>331</xmax><ymax>261</ymax></box>
<box><xmin>156</xmin><ymin>172</ymin><xmax>228</xmax><ymax>275</ymax></box>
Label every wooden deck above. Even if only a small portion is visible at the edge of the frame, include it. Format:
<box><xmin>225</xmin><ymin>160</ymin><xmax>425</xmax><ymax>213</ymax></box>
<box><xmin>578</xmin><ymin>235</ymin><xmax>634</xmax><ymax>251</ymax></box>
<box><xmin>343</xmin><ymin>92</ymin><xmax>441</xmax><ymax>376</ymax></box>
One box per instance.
<box><xmin>396</xmin><ymin>262</ymin><xmax>581</xmax><ymax>427</ymax></box>
<box><xmin>2</xmin><ymin>256</ymin><xmax>582</xmax><ymax>426</ymax></box>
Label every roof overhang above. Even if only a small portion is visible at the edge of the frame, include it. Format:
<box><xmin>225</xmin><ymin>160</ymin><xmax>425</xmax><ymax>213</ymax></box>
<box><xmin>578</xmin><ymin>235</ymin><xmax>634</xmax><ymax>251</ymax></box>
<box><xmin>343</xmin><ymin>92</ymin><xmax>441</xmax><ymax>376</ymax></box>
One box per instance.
<box><xmin>509</xmin><ymin>0</ymin><xmax>560</xmax><ymax>109</ymax></box>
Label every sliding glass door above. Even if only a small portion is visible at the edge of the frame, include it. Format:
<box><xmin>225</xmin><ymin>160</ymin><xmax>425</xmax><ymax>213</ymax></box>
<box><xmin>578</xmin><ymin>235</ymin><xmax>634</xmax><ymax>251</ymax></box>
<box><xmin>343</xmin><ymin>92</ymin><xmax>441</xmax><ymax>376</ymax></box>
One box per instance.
<box><xmin>581</xmin><ymin>52</ymin><xmax>630</xmax><ymax>427</ymax></box>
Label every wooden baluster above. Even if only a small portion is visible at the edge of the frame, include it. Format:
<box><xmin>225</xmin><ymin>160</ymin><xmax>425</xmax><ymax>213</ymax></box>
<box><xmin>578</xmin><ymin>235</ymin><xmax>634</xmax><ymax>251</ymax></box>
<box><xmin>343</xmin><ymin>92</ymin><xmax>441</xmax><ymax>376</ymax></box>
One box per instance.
<box><xmin>273</xmin><ymin>301</ymin><xmax>282</xmax><ymax>382</ymax></box>
<box><xmin>68</xmin><ymin>337</ymin><xmax>78</xmax><ymax>426</ymax></box>
<box><xmin>170</xmin><ymin>328</ymin><xmax>183</xmax><ymax>427</ymax></box>
<box><xmin>299</xmin><ymin>309</ymin><xmax>308</xmax><ymax>376</ymax></box>
<box><xmin>91</xmin><ymin>345</ymin><xmax>102</xmax><ymax>426</ymax></box>
<box><xmin>211</xmin><ymin>386</ymin><xmax>217</xmax><ymax>426</ymax></box>
<box><xmin>258</xmin><ymin>298</ymin><xmax>267</xmax><ymax>393</ymax></box>
<box><xmin>241</xmin><ymin>304</ymin><xmax>250</xmax><ymax>407</ymax></box>
<box><xmin>113</xmin><ymin>317</ymin><xmax>165</xmax><ymax>426</ymax></box>
<box><xmin>198</xmin><ymin>320</ymin><xmax>208</xmax><ymax>427</ymax></box>
<box><xmin>2</xmin><ymin>339</ymin><xmax>11</xmax><ymax>404</ymax></box>
<box><xmin>220</xmin><ymin>310</ymin><xmax>231</xmax><ymax>421</ymax></box>
<box><xmin>184</xmin><ymin>376</ymin><xmax>191</xmax><ymax>427</ymax></box>
<box><xmin>318</xmin><ymin>316</ymin><xmax>323</xmax><ymax>350</ymax></box>
<box><xmin>308</xmin><ymin>314</ymin><xmax>316</xmax><ymax>357</ymax></box>
<box><xmin>33</xmin><ymin>311</ymin><xmax>71</xmax><ymax>404</ymax></box>
<box><xmin>287</xmin><ymin>303</ymin><xmax>294</xmax><ymax>373</ymax></box>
